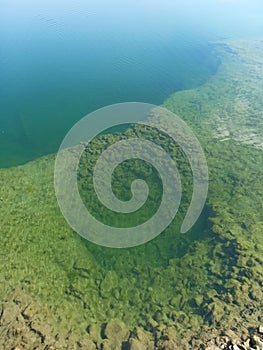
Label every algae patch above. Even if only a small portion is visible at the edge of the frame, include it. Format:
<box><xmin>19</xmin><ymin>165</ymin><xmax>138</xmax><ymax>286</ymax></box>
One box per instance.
<box><xmin>0</xmin><ymin>39</ymin><xmax>263</xmax><ymax>348</ymax></box>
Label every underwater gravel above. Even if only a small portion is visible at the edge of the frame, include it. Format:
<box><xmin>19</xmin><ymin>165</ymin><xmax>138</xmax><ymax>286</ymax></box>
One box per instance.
<box><xmin>1</xmin><ymin>290</ymin><xmax>263</xmax><ymax>350</ymax></box>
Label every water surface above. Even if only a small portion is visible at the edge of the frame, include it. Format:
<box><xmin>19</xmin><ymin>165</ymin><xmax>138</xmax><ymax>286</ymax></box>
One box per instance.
<box><xmin>0</xmin><ymin>1</ymin><xmax>225</xmax><ymax>167</ymax></box>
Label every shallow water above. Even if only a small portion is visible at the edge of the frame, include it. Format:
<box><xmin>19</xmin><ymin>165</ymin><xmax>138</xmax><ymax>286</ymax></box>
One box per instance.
<box><xmin>1</xmin><ymin>1</ymin><xmax>263</xmax><ymax>348</ymax></box>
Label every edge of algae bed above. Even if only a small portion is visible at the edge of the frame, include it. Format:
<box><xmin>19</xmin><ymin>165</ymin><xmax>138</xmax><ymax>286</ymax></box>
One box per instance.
<box><xmin>0</xmin><ymin>39</ymin><xmax>263</xmax><ymax>349</ymax></box>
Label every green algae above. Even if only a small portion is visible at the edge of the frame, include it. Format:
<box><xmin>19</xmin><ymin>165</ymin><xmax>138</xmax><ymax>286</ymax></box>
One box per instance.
<box><xmin>0</xmin><ymin>39</ymin><xmax>263</xmax><ymax>344</ymax></box>
<box><xmin>77</xmin><ymin>124</ymin><xmax>192</xmax><ymax>229</ymax></box>
<box><xmin>0</xmin><ymin>141</ymin><xmax>221</xmax><ymax>336</ymax></box>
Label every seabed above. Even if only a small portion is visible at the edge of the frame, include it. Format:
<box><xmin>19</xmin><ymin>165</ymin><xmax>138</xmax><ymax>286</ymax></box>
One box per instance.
<box><xmin>0</xmin><ymin>39</ymin><xmax>263</xmax><ymax>349</ymax></box>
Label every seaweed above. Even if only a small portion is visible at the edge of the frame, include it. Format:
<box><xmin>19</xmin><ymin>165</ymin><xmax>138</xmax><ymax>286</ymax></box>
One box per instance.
<box><xmin>0</xmin><ymin>39</ymin><xmax>263</xmax><ymax>344</ymax></box>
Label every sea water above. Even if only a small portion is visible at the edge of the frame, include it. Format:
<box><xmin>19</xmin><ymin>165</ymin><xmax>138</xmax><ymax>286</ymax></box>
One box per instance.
<box><xmin>1</xmin><ymin>1</ymin><xmax>263</xmax><ymax>346</ymax></box>
<box><xmin>0</xmin><ymin>1</ymin><xmax>226</xmax><ymax>168</ymax></box>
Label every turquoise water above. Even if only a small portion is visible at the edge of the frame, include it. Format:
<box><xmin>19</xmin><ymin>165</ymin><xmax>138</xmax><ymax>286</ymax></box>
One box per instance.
<box><xmin>2</xmin><ymin>1</ymin><xmax>263</xmax><ymax>168</ymax></box>
<box><xmin>0</xmin><ymin>0</ymin><xmax>262</xmax><ymax>167</ymax></box>
<box><xmin>0</xmin><ymin>2</ymin><xmax>226</xmax><ymax>168</ymax></box>
<box><xmin>1</xmin><ymin>2</ymin><xmax>263</xmax><ymax>347</ymax></box>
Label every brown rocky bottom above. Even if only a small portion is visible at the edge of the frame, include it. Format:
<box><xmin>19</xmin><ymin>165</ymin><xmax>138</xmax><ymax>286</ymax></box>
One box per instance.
<box><xmin>1</xmin><ymin>295</ymin><xmax>263</xmax><ymax>350</ymax></box>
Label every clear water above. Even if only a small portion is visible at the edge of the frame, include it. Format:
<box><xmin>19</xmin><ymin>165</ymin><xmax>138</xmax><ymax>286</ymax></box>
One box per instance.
<box><xmin>1</xmin><ymin>1</ymin><xmax>263</xmax><ymax>346</ymax></box>
<box><xmin>2</xmin><ymin>1</ymin><xmax>263</xmax><ymax>168</ymax></box>
<box><xmin>0</xmin><ymin>1</ymin><xmax>224</xmax><ymax>168</ymax></box>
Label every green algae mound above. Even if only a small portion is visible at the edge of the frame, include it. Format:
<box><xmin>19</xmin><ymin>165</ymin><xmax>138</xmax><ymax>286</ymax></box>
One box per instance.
<box><xmin>0</xmin><ymin>40</ymin><xmax>263</xmax><ymax>349</ymax></box>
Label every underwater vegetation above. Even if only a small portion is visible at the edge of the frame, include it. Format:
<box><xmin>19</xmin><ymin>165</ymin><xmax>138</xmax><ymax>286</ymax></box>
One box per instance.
<box><xmin>0</xmin><ymin>40</ymin><xmax>262</xmax><ymax>349</ymax></box>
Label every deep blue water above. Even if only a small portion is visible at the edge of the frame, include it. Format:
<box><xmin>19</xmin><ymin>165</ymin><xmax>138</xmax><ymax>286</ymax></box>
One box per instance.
<box><xmin>1</xmin><ymin>0</ymin><xmax>263</xmax><ymax>167</ymax></box>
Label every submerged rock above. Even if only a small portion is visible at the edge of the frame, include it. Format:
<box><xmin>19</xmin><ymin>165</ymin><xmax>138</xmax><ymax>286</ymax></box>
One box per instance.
<box><xmin>100</xmin><ymin>271</ymin><xmax>119</xmax><ymax>297</ymax></box>
<box><xmin>104</xmin><ymin>319</ymin><xmax>129</xmax><ymax>342</ymax></box>
<box><xmin>128</xmin><ymin>338</ymin><xmax>144</xmax><ymax>350</ymax></box>
<box><xmin>102</xmin><ymin>338</ymin><xmax>122</xmax><ymax>350</ymax></box>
